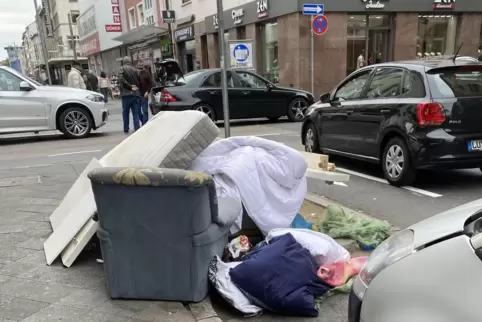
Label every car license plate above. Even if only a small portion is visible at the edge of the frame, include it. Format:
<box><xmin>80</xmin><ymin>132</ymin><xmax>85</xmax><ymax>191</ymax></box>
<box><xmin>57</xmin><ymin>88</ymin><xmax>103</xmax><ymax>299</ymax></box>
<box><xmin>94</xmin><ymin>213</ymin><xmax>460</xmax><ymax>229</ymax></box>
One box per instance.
<box><xmin>468</xmin><ymin>140</ymin><xmax>482</xmax><ymax>151</ymax></box>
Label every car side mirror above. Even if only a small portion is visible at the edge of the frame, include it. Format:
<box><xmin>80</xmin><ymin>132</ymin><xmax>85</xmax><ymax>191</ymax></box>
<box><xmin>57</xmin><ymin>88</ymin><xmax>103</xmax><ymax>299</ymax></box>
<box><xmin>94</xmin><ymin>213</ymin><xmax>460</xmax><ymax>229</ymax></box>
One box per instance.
<box><xmin>19</xmin><ymin>81</ymin><xmax>32</xmax><ymax>91</ymax></box>
<box><xmin>267</xmin><ymin>83</ymin><xmax>275</xmax><ymax>90</ymax></box>
<box><xmin>320</xmin><ymin>93</ymin><xmax>330</xmax><ymax>103</ymax></box>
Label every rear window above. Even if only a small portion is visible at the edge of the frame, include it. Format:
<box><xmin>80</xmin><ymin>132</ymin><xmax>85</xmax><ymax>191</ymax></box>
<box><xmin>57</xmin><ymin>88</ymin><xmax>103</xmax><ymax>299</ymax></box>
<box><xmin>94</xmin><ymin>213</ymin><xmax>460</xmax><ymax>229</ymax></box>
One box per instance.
<box><xmin>427</xmin><ymin>66</ymin><xmax>482</xmax><ymax>98</ymax></box>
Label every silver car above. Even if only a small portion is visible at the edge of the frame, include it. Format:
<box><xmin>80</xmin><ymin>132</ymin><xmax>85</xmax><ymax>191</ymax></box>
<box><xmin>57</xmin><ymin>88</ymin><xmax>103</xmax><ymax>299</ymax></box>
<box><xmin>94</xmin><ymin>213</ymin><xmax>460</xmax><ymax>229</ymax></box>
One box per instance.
<box><xmin>349</xmin><ymin>199</ymin><xmax>482</xmax><ymax>322</ymax></box>
<box><xmin>0</xmin><ymin>66</ymin><xmax>108</xmax><ymax>139</ymax></box>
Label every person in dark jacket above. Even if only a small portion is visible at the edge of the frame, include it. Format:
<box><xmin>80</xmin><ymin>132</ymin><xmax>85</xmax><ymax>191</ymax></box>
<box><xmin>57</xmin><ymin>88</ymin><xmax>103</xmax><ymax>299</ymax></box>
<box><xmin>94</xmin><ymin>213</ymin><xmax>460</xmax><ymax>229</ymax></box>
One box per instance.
<box><xmin>119</xmin><ymin>56</ymin><xmax>141</xmax><ymax>133</ymax></box>
<box><xmin>87</xmin><ymin>70</ymin><xmax>99</xmax><ymax>92</ymax></box>
<box><xmin>139</xmin><ymin>65</ymin><xmax>154</xmax><ymax>125</ymax></box>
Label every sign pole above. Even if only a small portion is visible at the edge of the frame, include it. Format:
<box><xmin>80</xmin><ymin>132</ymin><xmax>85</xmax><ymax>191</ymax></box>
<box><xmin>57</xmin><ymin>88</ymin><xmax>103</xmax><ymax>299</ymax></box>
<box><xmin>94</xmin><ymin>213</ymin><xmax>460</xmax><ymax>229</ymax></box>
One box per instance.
<box><xmin>311</xmin><ymin>15</ymin><xmax>314</xmax><ymax>95</ymax></box>
<box><xmin>33</xmin><ymin>0</ymin><xmax>52</xmax><ymax>85</ymax></box>
<box><xmin>216</xmin><ymin>0</ymin><xmax>231</xmax><ymax>137</ymax></box>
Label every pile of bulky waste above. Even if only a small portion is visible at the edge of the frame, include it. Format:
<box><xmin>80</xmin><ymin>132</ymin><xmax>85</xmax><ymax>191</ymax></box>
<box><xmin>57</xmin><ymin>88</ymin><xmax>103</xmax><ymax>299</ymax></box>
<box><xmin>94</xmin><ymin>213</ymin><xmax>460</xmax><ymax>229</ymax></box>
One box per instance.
<box><xmin>208</xmin><ymin>204</ymin><xmax>391</xmax><ymax>318</ymax></box>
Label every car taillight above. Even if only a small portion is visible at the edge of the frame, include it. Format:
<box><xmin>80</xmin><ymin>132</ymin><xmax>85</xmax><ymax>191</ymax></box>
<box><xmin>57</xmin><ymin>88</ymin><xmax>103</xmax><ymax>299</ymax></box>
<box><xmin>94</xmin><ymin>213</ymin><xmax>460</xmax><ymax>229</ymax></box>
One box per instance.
<box><xmin>161</xmin><ymin>88</ymin><xmax>176</xmax><ymax>102</ymax></box>
<box><xmin>416</xmin><ymin>102</ymin><xmax>445</xmax><ymax>126</ymax></box>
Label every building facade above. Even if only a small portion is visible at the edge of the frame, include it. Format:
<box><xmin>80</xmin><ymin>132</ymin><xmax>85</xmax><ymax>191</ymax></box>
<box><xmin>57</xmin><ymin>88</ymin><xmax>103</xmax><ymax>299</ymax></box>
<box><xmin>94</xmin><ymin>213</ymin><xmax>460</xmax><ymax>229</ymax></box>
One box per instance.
<box><xmin>116</xmin><ymin>0</ymin><xmax>169</xmax><ymax>75</ymax></box>
<box><xmin>44</xmin><ymin>0</ymin><xmax>88</xmax><ymax>84</ymax></box>
<box><xmin>21</xmin><ymin>21</ymin><xmax>44</xmax><ymax>76</ymax></box>
<box><xmin>169</xmin><ymin>0</ymin><xmax>482</xmax><ymax>97</ymax></box>
<box><xmin>78</xmin><ymin>0</ymin><xmax>128</xmax><ymax>77</ymax></box>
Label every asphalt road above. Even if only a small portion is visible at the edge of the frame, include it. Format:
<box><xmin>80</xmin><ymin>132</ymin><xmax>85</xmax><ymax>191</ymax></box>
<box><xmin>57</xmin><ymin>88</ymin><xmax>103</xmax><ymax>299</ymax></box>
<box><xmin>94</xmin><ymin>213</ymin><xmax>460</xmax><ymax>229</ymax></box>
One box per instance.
<box><xmin>1</xmin><ymin>100</ymin><xmax>481</xmax><ymax>230</ymax></box>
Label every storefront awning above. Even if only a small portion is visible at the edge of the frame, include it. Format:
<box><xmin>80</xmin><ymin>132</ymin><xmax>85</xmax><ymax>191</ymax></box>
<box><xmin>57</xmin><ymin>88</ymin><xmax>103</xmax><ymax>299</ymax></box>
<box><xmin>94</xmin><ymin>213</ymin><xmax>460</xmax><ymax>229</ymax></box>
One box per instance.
<box><xmin>113</xmin><ymin>25</ymin><xmax>168</xmax><ymax>45</ymax></box>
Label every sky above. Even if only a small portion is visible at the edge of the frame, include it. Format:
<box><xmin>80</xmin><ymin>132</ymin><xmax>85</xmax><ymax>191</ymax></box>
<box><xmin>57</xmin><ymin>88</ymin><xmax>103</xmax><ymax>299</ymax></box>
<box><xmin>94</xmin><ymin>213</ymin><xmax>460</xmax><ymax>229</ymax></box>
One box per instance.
<box><xmin>0</xmin><ymin>1</ymin><xmax>36</xmax><ymax>60</ymax></box>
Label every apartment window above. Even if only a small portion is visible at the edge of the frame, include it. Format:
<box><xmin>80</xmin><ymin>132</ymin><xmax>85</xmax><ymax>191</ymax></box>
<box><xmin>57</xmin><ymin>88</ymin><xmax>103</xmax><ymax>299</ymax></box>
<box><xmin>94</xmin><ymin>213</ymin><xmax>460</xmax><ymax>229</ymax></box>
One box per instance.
<box><xmin>144</xmin><ymin>0</ymin><xmax>153</xmax><ymax>10</ymax></box>
<box><xmin>137</xmin><ymin>3</ymin><xmax>144</xmax><ymax>26</ymax></box>
<box><xmin>67</xmin><ymin>36</ymin><xmax>79</xmax><ymax>50</ymax></box>
<box><xmin>69</xmin><ymin>0</ymin><xmax>78</xmax><ymax>2</ymax></box>
<box><xmin>146</xmin><ymin>15</ymin><xmax>155</xmax><ymax>25</ymax></box>
<box><xmin>182</xmin><ymin>0</ymin><xmax>191</xmax><ymax>4</ymax></box>
<box><xmin>128</xmin><ymin>8</ymin><xmax>136</xmax><ymax>30</ymax></box>
<box><xmin>70</xmin><ymin>11</ymin><xmax>80</xmax><ymax>24</ymax></box>
<box><xmin>53</xmin><ymin>13</ymin><xmax>59</xmax><ymax>28</ymax></box>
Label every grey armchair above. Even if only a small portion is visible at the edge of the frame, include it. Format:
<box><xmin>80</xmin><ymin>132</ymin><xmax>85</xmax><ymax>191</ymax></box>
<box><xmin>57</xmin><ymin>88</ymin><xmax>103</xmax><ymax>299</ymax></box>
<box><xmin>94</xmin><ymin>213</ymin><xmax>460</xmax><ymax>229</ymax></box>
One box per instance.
<box><xmin>88</xmin><ymin>167</ymin><xmax>239</xmax><ymax>302</ymax></box>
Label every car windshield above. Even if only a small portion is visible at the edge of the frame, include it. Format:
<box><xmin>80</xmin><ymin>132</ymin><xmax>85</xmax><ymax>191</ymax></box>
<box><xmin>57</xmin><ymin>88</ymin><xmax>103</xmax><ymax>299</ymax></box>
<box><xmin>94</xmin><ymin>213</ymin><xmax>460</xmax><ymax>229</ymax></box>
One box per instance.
<box><xmin>427</xmin><ymin>66</ymin><xmax>482</xmax><ymax>98</ymax></box>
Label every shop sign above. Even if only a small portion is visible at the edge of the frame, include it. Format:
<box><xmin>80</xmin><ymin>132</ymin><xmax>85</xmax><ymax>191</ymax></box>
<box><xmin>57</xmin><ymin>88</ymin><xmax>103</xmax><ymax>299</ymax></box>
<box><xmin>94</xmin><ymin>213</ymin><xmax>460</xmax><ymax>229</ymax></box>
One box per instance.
<box><xmin>433</xmin><ymin>0</ymin><xmax>455</xmax><ymax>9</ymax></box>
<box><xmin>106</xmin><ymin>0</ymin><xmax>122</xmax><ymax>33</ymax></box>
<box><xmin>229</xmin><ymin>40</ymin><xmax>254</xmax><ymax>69</ymax></box>
<box><xmin>257</xmin><ymin>0</ymin><xmax>269</xmax><ymax>18</ymax></box>
<box><xmin>175</xmin><ymin>25</ymin><xmax>194</xmax><ymax>42</ymax></box>
<box><xmin>232</xmin><ymin>9</ymin><xmax>244</xmax><ymax>25</ymax></box>
<box><xmin>80</xmin><ymin>32</ymin><xmax>101</xmax><ymax>56</ymax></box>
<box><xmin>78</xmin><ymin>6</ymin><xmax>97</xmax><ymax>39</ymax></box>
<box><xmin>213</xmin><ymin>15</ymin><xmax>219</xmax><ymax>30</ymax></box>
<box><xmin>361</xmin><ymin>0</ymin><xmax>387</xmax><ymax>9</ymax></box>
<box><xmin>41</xmin><ymin>0</ymin><xmax>54</xmax><ymax>37</ymax></box>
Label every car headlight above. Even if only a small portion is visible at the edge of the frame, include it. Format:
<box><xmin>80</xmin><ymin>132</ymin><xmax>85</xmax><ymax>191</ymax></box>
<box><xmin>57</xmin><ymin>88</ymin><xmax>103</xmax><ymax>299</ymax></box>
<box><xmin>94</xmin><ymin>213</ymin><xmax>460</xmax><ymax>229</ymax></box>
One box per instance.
<box><xmin>86</xmin><ymin>94</ymin><xmax>104</xmax><ymax>102</ymax></box>
<box><xmin>359</xmin><ymin>229</ymin><xmax>414</xmax><ymax>286</ymax></box>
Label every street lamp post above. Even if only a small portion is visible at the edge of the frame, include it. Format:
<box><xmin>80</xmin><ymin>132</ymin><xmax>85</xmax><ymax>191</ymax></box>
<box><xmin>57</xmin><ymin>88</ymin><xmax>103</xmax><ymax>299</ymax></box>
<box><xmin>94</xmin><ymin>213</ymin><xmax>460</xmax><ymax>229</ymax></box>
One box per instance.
<box><xmin>216</xmin><ymin>0</ymin><xmax>231</xmax><ymax>137</ymax></box>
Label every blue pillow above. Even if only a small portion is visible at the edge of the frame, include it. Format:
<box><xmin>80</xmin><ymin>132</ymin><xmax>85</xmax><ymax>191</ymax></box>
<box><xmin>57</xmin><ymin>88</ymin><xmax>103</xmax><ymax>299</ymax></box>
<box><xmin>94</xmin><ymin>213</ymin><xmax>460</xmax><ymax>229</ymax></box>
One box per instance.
<box><xmin>229</xmin><ymin>234</ymin><xmax>329</xmax><ymax>317</ymax></box>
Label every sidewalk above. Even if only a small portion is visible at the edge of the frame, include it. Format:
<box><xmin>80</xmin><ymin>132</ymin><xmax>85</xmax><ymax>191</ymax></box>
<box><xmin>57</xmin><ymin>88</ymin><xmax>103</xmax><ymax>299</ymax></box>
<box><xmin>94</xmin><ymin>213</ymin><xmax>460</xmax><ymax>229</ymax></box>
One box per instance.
<box><xmin>0</xmin><ymin>162</ymin><xmax>210</xmax><ymax>321</ymax></box>
<box><xmin>0</xmin><ymin>160</ymin><xmax>372</xmax><ymax>321</ymax></box>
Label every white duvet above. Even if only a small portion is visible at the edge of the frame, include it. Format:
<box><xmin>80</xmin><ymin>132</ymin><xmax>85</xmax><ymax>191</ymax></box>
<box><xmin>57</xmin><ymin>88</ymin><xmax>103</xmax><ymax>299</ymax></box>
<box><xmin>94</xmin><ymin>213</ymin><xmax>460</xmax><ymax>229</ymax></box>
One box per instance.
<box><xmin>190</xmin><ymin>136</ymin><xmax>307</xmax><ymax>235</ymax></box>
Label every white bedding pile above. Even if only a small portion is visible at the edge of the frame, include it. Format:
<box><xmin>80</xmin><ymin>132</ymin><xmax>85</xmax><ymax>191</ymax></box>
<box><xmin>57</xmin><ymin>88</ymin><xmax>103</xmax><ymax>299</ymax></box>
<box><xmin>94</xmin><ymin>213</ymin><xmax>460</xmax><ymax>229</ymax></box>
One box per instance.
<box><xmin>190</xmin><ymin>136</ymin><xmax>307</xmax><ymax>235</ymax></box>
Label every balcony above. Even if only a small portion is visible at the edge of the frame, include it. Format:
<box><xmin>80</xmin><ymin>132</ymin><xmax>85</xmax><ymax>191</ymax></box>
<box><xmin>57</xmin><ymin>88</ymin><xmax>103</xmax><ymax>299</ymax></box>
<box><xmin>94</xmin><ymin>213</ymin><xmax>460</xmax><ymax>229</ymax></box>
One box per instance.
<box><xmin>46</xmin><ymin>46</ymin><xmax>86</xmax><ymax>63</ymax></box>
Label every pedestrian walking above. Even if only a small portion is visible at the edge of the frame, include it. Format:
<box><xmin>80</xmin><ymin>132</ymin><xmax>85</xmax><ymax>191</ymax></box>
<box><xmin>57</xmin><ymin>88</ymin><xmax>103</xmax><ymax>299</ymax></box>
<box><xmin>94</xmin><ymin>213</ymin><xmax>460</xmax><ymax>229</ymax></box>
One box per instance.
<box><xmin>87</xmin><ymin>70</ymin><xmax>99</xmax><ymax>92</ymax></box>
<box><xmin>139</xmin><ymin>64</ymin><xmax>153</xmax><ymax>125</ymax></box>
<box><xmin>99</xmin><ymin>71</ymin><xmax>110</xmax><ymax>103</ymax></box>
<box><xmin>119</xmin><ymin>56</ymin><xmax>141</xmax><ymax>133</ymax></box>
<box><xmin>67</xmin><ymin>61</ymin><xmax>86</xmax><ymax>89</ymax></box>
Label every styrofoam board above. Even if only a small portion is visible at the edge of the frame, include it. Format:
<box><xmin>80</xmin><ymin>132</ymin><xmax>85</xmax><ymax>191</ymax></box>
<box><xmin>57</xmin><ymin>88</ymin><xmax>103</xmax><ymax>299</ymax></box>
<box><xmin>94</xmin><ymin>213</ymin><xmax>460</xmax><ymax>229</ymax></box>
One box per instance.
<box><xmin>306</xmin><ymin>168</ymin><xmax>350</xmax><ymax>182</ymax></box>
<box><xmin>46</xmin><ymin>111</ymin><xmax>218</xmax><ymax>267</ymax></box>
<box><xmin>49</xmin><ymin>158</ymin><xmax>102</xmax><ymax>230</ymax></box>
<box><xmin>44</xmin><ymin>192</ymin><xmax>98</xmax><ymax>265</ymax></box>
<box><xmin>60</xmin><ymin>219</ymin><xmax>97</xmax><ymax>267</ymax></box>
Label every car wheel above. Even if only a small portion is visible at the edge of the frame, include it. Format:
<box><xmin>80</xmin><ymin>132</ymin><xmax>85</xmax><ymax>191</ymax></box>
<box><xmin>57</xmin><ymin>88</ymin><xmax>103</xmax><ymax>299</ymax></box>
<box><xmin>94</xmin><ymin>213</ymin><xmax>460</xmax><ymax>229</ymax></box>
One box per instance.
<box><xmin>382</xmin><ymin>137</ymin><xmax>416</xmax><ymax>186</ymax></box>
<box><xmin>59</xmin><ymin>107</ymin><xmax>93</xmax><ymax>139</ymax></box>
<box><xmin>194</xmin><ymin>103</ymin><xmax>216</xmax><ymax>121</ymax></box>
<box><xmin>304</xmin><ymin>123</ymin><xmax>321</xmax><ymax>153</ymax></box>
<box><xmin>287</xmin><ymin>97</ymin><xmax>309</xmax><ymax>122</ymax></box>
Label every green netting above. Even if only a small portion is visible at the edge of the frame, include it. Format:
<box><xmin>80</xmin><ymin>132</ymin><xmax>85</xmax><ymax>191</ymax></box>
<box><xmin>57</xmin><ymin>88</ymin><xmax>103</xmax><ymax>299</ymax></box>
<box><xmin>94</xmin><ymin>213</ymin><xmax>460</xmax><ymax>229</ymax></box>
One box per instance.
<box><xmin>317</xmin><ymin>205</ymin><xmax>391</xmax><ymax>248</ymax></box>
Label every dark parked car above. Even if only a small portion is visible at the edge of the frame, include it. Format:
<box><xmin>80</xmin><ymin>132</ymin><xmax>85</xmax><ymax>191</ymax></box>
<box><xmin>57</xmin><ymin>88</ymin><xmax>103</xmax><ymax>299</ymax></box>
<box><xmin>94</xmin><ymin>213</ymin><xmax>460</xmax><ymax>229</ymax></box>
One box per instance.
<box><xmin>301</xmin><ymin>59</ymin><xmax>482</xmax><ymax>186</ymax></box>
<box><xmin>150</xmin><ymin>66</ymin><xmax>314</xmax><ymax>122</ymax></box>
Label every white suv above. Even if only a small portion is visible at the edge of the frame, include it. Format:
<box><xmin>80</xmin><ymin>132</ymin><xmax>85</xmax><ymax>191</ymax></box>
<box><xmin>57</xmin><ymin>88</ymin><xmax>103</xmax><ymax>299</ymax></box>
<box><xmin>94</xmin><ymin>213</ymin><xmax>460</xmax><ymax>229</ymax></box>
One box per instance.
<box><xmin>0</xmin><ymin>66</ymin><xmax>108</xmax><ymax>139</ymax></box>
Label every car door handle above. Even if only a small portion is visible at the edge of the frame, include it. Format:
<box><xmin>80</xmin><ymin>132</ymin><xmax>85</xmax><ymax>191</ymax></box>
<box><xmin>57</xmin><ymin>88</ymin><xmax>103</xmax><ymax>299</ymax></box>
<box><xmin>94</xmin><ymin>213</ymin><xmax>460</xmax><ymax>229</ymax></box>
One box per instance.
<box><xmin>346</xmin><ymin>110</ymin><xmax>354</xmax><ymax>115</ymax></box>
<box><xmin>208</xmin><ymin>91</ymin><xmax>218</xmax><ymax>95</ymax></box>
<box><xmin>381</xmin><ymin>109</ymin><xmax>391</xmax><ymax>115</ymax></box>
<box><xmin>242</xmin><ymin>91</ymin><xmax>250</xmax><ymax>95</ymax></box>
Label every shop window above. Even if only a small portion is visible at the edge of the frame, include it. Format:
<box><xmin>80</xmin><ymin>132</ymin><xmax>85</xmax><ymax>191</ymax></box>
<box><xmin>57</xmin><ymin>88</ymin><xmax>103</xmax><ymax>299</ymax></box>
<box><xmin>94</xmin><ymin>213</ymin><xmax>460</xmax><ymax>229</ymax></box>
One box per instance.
<box><xmin>417</xmin><ymin>15</ymin><xmax>458</xmax><ymax>58</ymax></box>
<box><xmin>346</xmin><ymin>15</ymin><xmax>367</xmax><ymax>75</ymax></box>
<box><xmin>260</xmin><ymin>22</ymin><xmax>278</xmax><ymax>83</ymax></box>
<box><xmin>479</xmin><ymin>24</ymin><xmax>482</xmax><ymax>61</ymax></box>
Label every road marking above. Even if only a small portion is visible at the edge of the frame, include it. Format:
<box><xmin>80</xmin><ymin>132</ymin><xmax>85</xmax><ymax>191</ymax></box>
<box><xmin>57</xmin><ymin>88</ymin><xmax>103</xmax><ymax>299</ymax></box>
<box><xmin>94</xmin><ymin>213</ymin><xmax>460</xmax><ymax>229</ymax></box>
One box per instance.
<box><xmin>336</xmin><ymin>167</ymin><xmax>443</xmax><ymax>198</ymax></box>
<box><xmin>11</xmin><ymin>164</ymin><xmax>53</xmax><ymax>169</ymax></box>
<box><xmin>47</xmin><ymin>150</ymin><xmax>102</xmax><ymax>157</ymax></box>
<box><xmin>255</xmin><ymin>132</ymin><xmax>298</xmax><ymax>137</ymax></box>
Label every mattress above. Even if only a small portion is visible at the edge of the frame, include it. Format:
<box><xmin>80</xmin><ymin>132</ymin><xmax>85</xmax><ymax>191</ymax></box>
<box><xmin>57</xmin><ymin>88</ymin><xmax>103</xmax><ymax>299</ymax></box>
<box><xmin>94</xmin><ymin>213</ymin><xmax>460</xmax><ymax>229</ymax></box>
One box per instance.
<box><xmin>44</xmin><ymin>110</ymin><xmax>219</xmax><ymax>267</ymax></box>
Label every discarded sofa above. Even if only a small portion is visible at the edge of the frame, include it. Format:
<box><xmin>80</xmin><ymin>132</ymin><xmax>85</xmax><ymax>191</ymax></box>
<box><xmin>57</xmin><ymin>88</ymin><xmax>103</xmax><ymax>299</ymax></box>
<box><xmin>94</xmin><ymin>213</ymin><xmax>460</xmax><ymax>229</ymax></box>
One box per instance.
<box><xmin>88</xmin><ymin>167</ymin><xmax>239</xmax><ymax>302</ymax></box>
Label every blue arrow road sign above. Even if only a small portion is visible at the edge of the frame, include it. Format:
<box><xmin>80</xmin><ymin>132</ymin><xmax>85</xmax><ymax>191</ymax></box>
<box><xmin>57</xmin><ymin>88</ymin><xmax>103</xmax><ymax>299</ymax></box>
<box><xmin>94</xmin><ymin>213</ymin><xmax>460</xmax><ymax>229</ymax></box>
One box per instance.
<box><xmin>302</xmin><ymin>3</ymin><xmax>324</xmax><ymax>15</ymax></box>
